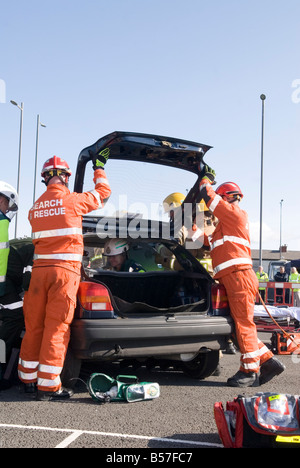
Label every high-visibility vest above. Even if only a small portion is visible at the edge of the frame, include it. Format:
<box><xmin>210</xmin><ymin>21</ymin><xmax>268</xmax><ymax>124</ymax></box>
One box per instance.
<box><xmin>0</xmin><ymin>213</ymin><xmax>10</xmax><ymax>296</ymax></box>
<box><xmin>289</xmin><ymin>273</ymin><xmax>300</xmax><ymax>292</ymax></box>
<box><xmin>256</xmin><ymin>271</ymin><xmax>269</xmax><ymax>290</ymax></box>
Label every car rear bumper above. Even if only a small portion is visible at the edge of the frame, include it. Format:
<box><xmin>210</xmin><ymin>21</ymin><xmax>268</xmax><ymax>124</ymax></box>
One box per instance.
<box><xmin>69</xmin><ymin>314</ymin><xmax>233</xmax><ymax>360</ymax></box>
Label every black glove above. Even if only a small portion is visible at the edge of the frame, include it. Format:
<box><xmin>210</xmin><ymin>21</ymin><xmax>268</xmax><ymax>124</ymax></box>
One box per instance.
<box><xmin>92</xmin><ymin>147</ymin><xmax>110</xmax><ymax>170</ymax></box>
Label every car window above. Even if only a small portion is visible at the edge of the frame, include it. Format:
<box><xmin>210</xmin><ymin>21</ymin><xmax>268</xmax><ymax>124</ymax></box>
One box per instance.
<box><xmin>81</xmin><ymin>160</ymin><xmax>198</xmax><ymax>221</ymax></box>
<box><xmin>83</xmin><ymin>241</ymin><xmax>178</xmax><ymax>274</ymax></box>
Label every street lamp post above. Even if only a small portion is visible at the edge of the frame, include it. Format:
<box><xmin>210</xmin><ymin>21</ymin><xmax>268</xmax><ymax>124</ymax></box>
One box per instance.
<box><xmin>33</xmin><ymin>115</ymin><xmax>46</xmax><ymax>205</ymax></box>
<box><xmin>280</xmin><ymin>199</ymin><xmax>284</xmax><ymax>259</ymax></box>
<box><xmin>10</xmin><ymin>100</ymin><xmax>24</xmax><ymax>238</ymax></box>
<box><xmin>259</xmin><ymin>94</ymin><xmax>266</xmax><ymax>267</ymax></box>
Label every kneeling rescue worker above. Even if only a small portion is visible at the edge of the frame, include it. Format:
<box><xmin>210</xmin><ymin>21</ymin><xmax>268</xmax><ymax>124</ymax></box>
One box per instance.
<box><xmin>18</xmin><ymin>151</ymin><xmax>111</xmax><ymax>400</ymax></box>
<box><xmin>199</xmin><ymin>165</ymin><xmax>285</xmax><ymax>387</ymax></box>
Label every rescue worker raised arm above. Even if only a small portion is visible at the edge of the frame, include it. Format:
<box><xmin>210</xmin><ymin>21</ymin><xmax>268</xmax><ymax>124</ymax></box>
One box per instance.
<box><xmin>18</xmin><ymin>153</ymin><xmax>111</xmax><ymax>401</ymax></box>
<box><xmin>199</xmin><ymin>164</ymin><xmax>285</xmax><ymax>388</ymax></box>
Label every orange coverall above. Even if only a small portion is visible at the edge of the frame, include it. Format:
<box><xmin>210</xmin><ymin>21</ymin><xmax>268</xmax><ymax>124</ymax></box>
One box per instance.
<box><xmin>200</xmin><ymin>183</ymin><xmax>273</xmax><ymax>374</ymax></box>
<box><xmin>18</xmin><ymin>169</ymin><xmax>111</xmax><ymax>392</ymax></box>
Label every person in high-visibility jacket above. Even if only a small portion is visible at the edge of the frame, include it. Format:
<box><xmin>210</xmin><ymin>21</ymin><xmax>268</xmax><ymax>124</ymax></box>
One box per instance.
<box><xmin>199</xmin><ymin>165</ymin><xmax>285</xmax><ymax>387</ymax></box>
<box><xmin>289</xmin><ymin>267</ymin><xmax>300</xmax><ymax>307</ymax></box>
<box><xmin>0</xmin><ymin>239</ymin><xmax>34</xmax><ymax>390</ymax></box>
<box><xmin>256</xmin><ymin>265</ymin><xmax>269</xmax><ymax>302</ymax></box>
<box><xmin>18</xmin><ymin>152</ymin><xmax>111</xmax><ymax>401</ymax></box>
<box><xmin>0</xmin><ymin>182</ymin><xmax>18</xmax><ymax>297</ymax></box>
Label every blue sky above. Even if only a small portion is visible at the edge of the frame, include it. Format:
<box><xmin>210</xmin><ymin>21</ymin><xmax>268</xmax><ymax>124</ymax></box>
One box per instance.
<box><xmin>1</xmin><ymin>0</ymin><xmax>299</xmax><ymax>251</ymax></box>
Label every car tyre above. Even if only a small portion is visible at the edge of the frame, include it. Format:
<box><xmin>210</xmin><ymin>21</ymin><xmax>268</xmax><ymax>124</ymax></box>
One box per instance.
<box><xmin>181</xmin><ymin>350</ymin><xmax>219</xmax><ymax>379</ymax></box>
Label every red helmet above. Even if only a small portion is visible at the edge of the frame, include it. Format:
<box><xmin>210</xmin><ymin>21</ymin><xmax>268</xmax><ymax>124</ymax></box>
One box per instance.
<box><xmin>41</xmin><ymin>156</ymin><xmax>72</xmax><ymax>177</ymax></box>
<box><xmin>215</xmin><ymin>182</ymin><xmax>243</xmax><ymax>202</ymax></box>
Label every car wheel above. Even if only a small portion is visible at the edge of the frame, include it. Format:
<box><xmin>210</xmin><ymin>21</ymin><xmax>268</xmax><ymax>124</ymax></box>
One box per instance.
<box><xmin>61</xmin><ymin>348</ymin><xmax>82</xmax><ymax>389</ymax></box>
<box><xmin>181</xmin><ymin>350</ymin><xmax>219</xmax><ymax>379</ymax></box>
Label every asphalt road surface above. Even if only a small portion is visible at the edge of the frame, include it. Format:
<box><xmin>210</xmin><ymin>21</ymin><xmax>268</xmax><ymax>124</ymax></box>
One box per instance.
<box><xmin>0</xmin><ymin>332</ymin><xmax>298</xmax><ymax>451</ymax></box>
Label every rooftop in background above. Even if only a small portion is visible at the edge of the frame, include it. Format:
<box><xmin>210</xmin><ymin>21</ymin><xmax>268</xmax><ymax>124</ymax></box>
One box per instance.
<box><xmin>252</xmin><ymin>247</ymin><xmax>300</xmax><ymax>262</ymax></box>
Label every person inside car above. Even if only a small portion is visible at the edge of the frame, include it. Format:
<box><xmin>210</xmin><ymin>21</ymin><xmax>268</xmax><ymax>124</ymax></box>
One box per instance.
<box><xmin>103</xmin><ymin>239</ymin><xmax>145</xmax><ymax>272</ymax></box>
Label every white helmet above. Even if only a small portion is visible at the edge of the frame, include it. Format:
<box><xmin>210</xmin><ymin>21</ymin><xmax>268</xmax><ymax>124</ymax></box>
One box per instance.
<box><xmin>103</xmin><ymin>239</ymin><xmax>129</xmax><ymax>256</ymax></box>
<box><xmin>0</xmin><ymin>181</ymin><xmax>18</xmax><ymax>219</ymax></box>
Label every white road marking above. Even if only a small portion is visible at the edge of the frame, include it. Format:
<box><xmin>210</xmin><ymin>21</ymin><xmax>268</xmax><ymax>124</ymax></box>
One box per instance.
<box><xmin>0</xmin><ymin>423</ymin><xmax>223</xmax><ymax>448</ymax></box>
<box><xmin>56</xmin><ymin>430</ymin><xmax>84</xmax><ymax>448</ymax></box>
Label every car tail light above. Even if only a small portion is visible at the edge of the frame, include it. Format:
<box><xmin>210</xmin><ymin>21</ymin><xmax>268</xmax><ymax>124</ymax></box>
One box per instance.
<box><xmin>211</xmin><ymin>283</ymin><xmax>230</xmax><ymax>316</ymax></box>
<box><xmin>77</xmin><ymin>281</ymin><xmax>115</xmax><ymax>318</ymax></box>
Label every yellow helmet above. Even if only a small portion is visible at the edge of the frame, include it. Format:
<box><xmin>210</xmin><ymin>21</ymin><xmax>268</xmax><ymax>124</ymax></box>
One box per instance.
<box><xmin>163</xmin><ymin>192</ymin><xmax>185</xmax><ymax>213</ymax></box>
<box><xmin>198</xmin><ymin>199</ymin><xmax>209</xmax><ymax>212</ymax></box>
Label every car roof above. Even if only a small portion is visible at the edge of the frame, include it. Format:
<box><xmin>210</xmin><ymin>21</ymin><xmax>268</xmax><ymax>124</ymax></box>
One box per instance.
<box><xmin>74</xmin><ymin>131</ymin><xmax>212</xmax><ymax>193</ymax></box>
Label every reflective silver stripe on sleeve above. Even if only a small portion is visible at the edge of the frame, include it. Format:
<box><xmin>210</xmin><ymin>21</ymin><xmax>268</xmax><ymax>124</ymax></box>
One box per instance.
<box><xmin>95</xmin><ymin>177</ymin><xmax>110</xmax><ymax>185</ymax></box>
<box><xmin>89</xmin><ymin>189</ymin><xmax>101</xmax><ymax>207</ymax></box>
<box><xmin>208</xmin><ymin>194</ymin><xmax>222</xmax><ymax>212</ymax></box>
<box><xmin>210</xmin><ymin>235</ymin><xmax>251</xmax><ymax>251</ymax></box>
<box><xmin>0</xmin><ymin>242</ymin><xmax>9</xmax><ymax>249</ymax></box>
<box><xmin>213</xmin><ymin>257</ymin><xmax>253</xmax><ymax>275</ymax></box>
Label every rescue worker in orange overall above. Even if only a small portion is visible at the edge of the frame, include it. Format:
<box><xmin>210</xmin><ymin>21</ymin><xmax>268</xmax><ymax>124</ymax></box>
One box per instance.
<box><xmin>199</xmin><ymin>165</ymin><xmax>285</xmax><ymax>387</ymax></box>
<box><xmin>18</xmin><ymin>152</ymin><xmax>111</xmax><ymax>400</ymax></box>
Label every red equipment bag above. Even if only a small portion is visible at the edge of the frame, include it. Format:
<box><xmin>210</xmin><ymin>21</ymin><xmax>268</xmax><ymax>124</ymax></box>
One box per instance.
<box><xmin>214</xmin><ymin>393</ymin><xmax>300</xmax><ymax>448</ymax></box>
<box><xmin>271</xmin><ymin>331</ymin><xmax>300</xmax><ymax>355</ymax></box>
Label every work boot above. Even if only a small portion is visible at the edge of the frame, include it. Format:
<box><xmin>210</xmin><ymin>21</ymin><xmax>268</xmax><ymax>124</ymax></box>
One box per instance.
<box><xmin>259</xmin><ymin>357</ymin><xmax>285</xmax><ymax>385</ymax></box>
<box><xmin>227</xmin><ymin>370</ymin><xmax>260</xmax><ymax>388</ymax></box>
<box><xmin>36</xmin><ymin>386</ymin><xmax>74</xmax><ymax>401</ymax></box>
<box><xmin>24</xmin><ymin>383</ymin><xmax>37</xmax><ymax>394</ymax></box>
<box><xmin>224</xmin><ymin>341</ymin><xmax>236</xmax><ymax>355</ymax></box>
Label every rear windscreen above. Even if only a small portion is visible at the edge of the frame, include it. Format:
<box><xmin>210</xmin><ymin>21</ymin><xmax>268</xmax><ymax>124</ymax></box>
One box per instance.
<box><xmin>81</xmin><ymin>159</ymin><xmax>197</xmax><ymax>221</ymax></box>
